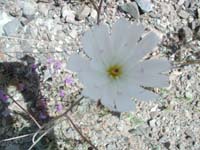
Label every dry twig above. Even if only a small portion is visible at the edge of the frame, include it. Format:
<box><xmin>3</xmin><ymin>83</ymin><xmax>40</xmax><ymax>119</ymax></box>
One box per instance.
<box><xmin>7</xmin><ymin>93</ymin><xmax>42</xmax><ymax>129</ymax></box>
<box><xmin>30</xmin><ymin>96</ymin><xmax>84</xmax><ymax>149</ymax></box>
<box><xmin>89</xmin><ymin>0</ymin><xmax>104</xmax><ymax>25</ymax></box>
<box><xmin>66</xmin><ymin>114</ymin><xmax>98</xmax><ymax>150</ymax></box>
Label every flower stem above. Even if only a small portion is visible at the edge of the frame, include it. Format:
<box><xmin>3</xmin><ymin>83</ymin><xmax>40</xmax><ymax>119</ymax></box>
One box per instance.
<box><xmin>89</xmin><ymin>0</ymin><xmax>104</xmax><ymax>25</ymax></box>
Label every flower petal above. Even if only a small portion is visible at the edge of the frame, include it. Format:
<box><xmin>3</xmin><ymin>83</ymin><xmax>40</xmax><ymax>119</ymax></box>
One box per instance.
<box><xmin>111</xmin><ymin>19</ymin><xmax>145</xmax><ymax>56</ymax></box>
<box><xmin>125</xmin><ymin>59</ymin><xmax>170</xmax><ymax>87</ymax></box>
<box><xmin>68</xmin><ymin>54</ymin><xmax>89</xmax><ymax>73</ymax></box>
<box><xmin>114</xmin><ymin>91</ymin><xmax>136</xmax><ymax>112</ymax></box>
<box><xmin>101</xmin><ymin>85</ymin><xmax>117</xmax><ymax>110</ymax></box>
<box><xmin>82</xmin><ymin>83</ymin><xmax>102</xmax><ymax>100</ymax></box>
<box><xmin>138</xmin><ymin>59</ymin><xmax>171</xmax><ymax>74</ymax></box>
<box><xmin>134</xmin><ymin>31</ymin><xmax>161</xmax><ymax>61</ymax></box>
<box><xmin>116</xmin><ymin>78</ymin><xmax>159</xmax><ymax>101</ymax></box>
<box><xmin>81</xmin><ymin>24</ymin><xmax>111</xmax><ymax>59</ymax></box>
<box><xmin>101</xmin><ymin>80</ymin><xmax>135</xmax><ymax>112</ymax></box>
<box><xmin>132</xmin><ymin>86</ymin><xmax>159</xmax><ymax>101</ymax></box>
<box><xmin>111</xmin><ymin>18</ymin><xmax>131</xmax><ymax>51</ymax></box>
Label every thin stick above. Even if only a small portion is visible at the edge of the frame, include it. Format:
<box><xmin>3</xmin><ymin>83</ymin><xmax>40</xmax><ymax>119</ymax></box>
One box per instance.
<box><xmin>66</xmin><ymin>114</ymin><xmax>98</xmax><ymax>150</ymax></box>
<box><xmin>7</xmin><ymin>93</ymin><xmax>42</xmax><ymax>129</ymax></box>
<box><xmin>0</xmin><ymin>51</ymin><xmax>67</xmax><ymax>54</ymax></box>
<box><xmin>0</xmin><ymin>35</ymin><xmax>49</xmax><ymax>43</ymax></box>
<box><xmin>97</xmin><ymin>0</ymin><xmax>103</xmax><ymax>25</ymax></box>
<box><xmin>89</xmin><ymin>0</ymin><xmax>103</xmax><ymax>25</ymax></box>
<box><xmin>89</xmin><ymin>0</ymin><xmax>98</xmax><ymax>11</ymax></box>
<box><xmin>175</xmin><ymin>59</ymin><xmax>200</xmax><ymax>67</ymax></box>
<box><xmin>28</xmin><ymin>126</ymin><xmax>54</xmax><ymax>150</ymax></box>
<box><xmin>31</xmin><ymin>96</ymin><xmax>84</xmax><ymax>146</ymax></box>
<box><xmin>0</xmin><ymin>133</ymin><xmax>35</xmax><ymax>143</ymax></box>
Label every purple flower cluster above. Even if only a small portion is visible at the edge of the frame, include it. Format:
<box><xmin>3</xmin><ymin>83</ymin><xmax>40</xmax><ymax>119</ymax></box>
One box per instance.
<box><xmin>56</xmin><ymin>103</ymin><xmax>63</xmax><ymax>112</ymax></box>
<box><xmin>47</xmin><ymin>57</ymin><xmax>62</xmax><ymax>71</ymax></box>
<box><xmin>64</xmin><ymin>76</ymin><xmax>73</xmax><ymax>85</ymax></box>
<box><xmin>59</xmin><ymin>89</ymin><xmax>65</xmax><ymax>98</ymax></box>
<box><xmin>0</xmin><ymin>90</ymin><xmax>8</xmax><ymax>103</ymax></box>
<box><xmin>38</xmin><ymin>97</ymin><xmax>48</xmax><ymax>120</ymax></box>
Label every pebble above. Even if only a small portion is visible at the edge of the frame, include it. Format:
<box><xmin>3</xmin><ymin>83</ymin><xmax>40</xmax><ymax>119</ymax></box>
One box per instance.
<box><xmin>149</xmin><ymin>119</ymin><xmax>157</xmax><ymax>127</ymax></box>
<box><xmin>0</xmin><ymin>12</ymin><xmax>13</xmax><ymax>35</ymax></box>
<box><xmin>20</xmin><ymin>41</ymin><xmax>32</xmax><ymax>53</ymax></box>
<box><xmin>197</xmin><ymin>8</ymin><xmax>200</xmax><ymax>19</ymax></box>
<box><xmin>3</xmin><ymin>19</ymin><xmax>22</xmax><ymax>36</ymax></box>
<box><xmin>9</xmin><ymin>3</ymin><xmax>21</xmax><ymax>17</ymax></box>
<box><xmin>178</xmin><ymin>10</ymin><xmax>190</xmax><ymax>19</ymax></box>
<box><xmin>178</xmin><ymin>0</ymin><xmax>185</xmax><ymax>5</ymax></box>
<box><xmin>75</xmin><ymin>5</ymin><xmax>91</xmax><ymax>21</ymax></box>
<box><xmin>38</xmin><ymin>3</ymin><xmax>49</xmax><ymax>16</ymax></box>
<box><xmin>37</xmin><ymin>0</ymin><xmax>50</xmax><ymax>2</ymax></box>
<box><xmin>119</xmin><ymin>2</ymin><xmax>140</xmax><ymax>19</ymax></box>
<box><xmin>61</xmin><ymin>5</ymin><xmax>75</xmax><ymax>22</ymax></box>
<box><xmin>135</xmin><ymin>0</ymin><xmax>153</xmax><ymax>12</ymax></box>
<box><xmin>195</xmin><ymin>26</ymin><xmax>200</xmax><ymax>40</ymax></box>
<box><xmin>22</xmin><ymin>1</ymin><xmax>37</xmax><ymax>19</ymax></box>
<box><xmin>178</xmin><ymin>26</ymin><xmax>193</xmax><ymax>42</ymax></box>
<box><xmin>90</xmin><ymin>8</ymin><xmax>97</xmax><ymax>20</ymax></box>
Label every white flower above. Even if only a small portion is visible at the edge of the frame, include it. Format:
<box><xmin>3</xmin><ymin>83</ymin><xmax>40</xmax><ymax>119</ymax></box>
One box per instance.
<box><xmin>68</xmin><ymin>19</ymin><xmax>170</xmax><ymax>112</ymax></box>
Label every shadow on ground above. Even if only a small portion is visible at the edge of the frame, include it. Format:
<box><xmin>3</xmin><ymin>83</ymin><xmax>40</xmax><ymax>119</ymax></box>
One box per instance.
<box><xmin>0</xmin><ymin>55</ymin><xmax>58</xmax><ymax>150</ymax></box>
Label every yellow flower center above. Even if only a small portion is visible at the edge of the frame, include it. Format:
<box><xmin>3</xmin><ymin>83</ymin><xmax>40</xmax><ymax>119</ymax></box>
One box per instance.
<box><xmin>107</xmin><ymin>65</ymin><xmax>122</xmax><ymax>79</ymax></box>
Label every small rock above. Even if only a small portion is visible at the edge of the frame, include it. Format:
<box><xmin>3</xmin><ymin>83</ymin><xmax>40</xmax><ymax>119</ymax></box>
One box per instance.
<box><xmin>0</xmin><ymin>12</ymin><xmax>13</xmax><ymax>35</ymax></box>
<box><xmin>178</xmin><ymin>26</ymin><xmax>193</xmax><ymax>42</ymax></box>
<box><xmin>119</xmin><ymin>2</ymin><xmax>140</xmax><ymax>19</ymax></box>
<box><xmin>195</xmin><ymin>26</ymin><xmax>200</xmax><ymax>40</ymax></box>
<box><xmin>188</xmin><ymin>16</ymin><xmax>194</xmax><ymax>24</ymax></box>
<box><xmin>90</xmin><ymin>8</ymin><xmax>97</xmax><ymax>19</ymax></box>
<box><xmin>69</xmin><ymin>29</ymin><xmax>77</xmax><ymax>38</ymax></box>
<box><xmin>22</xmin><ymin>1</ymin><xmax>36</xmax><ymax>19</ymax></box>
<box><xmin>38</xmin><ymin>3</ymin><xmax>49</xmax><ymax>16</ymax></box>
<box><xmin>61</xmin><ymin>5</ymin><xmax>75</xmax><ymax>22</ymax></box>
<box><xmin>75</xmin><ymin>5</ymin><xmax>91</xmax><ymax>21</ymax></box>
<box><xmin>185</xmin><ymin>91</ymin><xmax>193</xmax><ymax>99</ymax></box>
<box><xmin>178</xmin><ymin>10</ymin><xmax>190</xmax><ymax>19</ymax></box>
<box><xmin>21</xmin><ymin>41</ymin><xmax>32</xmax><ymax>53</ymax></box>
<box><xmin>197</xmin><ymin>8</ymin><xmax>200</xmax><ymax>19</ymax></box>
<box><xmin>149</xmin><ymin>119</ymin><xmax>157</xmax><ymax>127</ymax></box>
<box><xmin>163</xmin><ymin>142</ymin><xmax>171</xmax><ymax>149</ymax></box>
<box><xmin>135</xmin><ymin>0</ymin><xmax>153</xmax><ymax>12</ymax></box>
<box><xmin>9</xmin><ymin>3</ymin><xmax>21</xmax><ymax>17</ymax></box>
<box><xmin>184</xmin><ymin>0</ymin><xmax>191</xmax><ymax>8</ymax></box>
<box><xmin>178</xmin><ymin>0</ymin><xmax>185</xmax><ymax>5</ymax></box>
<box><xmin>3</xmin><ymin>19</ymin><xmax>22</xmax><ymax>36</ymax></box>
<box><xmin>37</xmin><ymin>0</ymin><xmax>50</xmax><ymax>2</ymax></box>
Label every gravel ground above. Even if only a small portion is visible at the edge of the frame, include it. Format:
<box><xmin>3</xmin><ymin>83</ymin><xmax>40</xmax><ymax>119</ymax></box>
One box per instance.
<box><xmin>0</xmin><ymin>0</ymin><xmax>200</xmax><ymax>150</ymax></box>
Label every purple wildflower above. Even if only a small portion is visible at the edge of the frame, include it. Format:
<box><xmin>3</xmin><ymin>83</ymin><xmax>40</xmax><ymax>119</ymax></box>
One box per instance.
<box><xmin>47</xmin><ymin>57</ymin><xmax>55</xmax><ymax>64</ymax></box>
<box><xmin>64</xmin><ymin>76</ymin><xmax>73</xmax><ymax>85</ymax></box>
<box><xmin>59</xmin><ymin>90</ymin><xmax>65</xmax><ymax>98</ymax></box>
<box><xmin>56</xmin><ymin>103</ymin><xmax>63</xmax><ymax>112</ymax></box>
<box><xmin>39</xmin><ymin>112</ymin><xmax>47</xmax><ymax>120</ymax></box>
<box><xmin>53</xmin><ymin>60</ymin><xmax>62</xmax><ymax>70</ymax></box>
<box><xmin>0</xmin><ymin>90</ymin><xmax>8</xmax><ymax>103</ymax></box>
<box><xmin>40</xmin><ymin>98</ymin><xmax>47</xmax><ymax>109</ymax></box>
<box><xmin>31</xmin><ymin>64</ymin><xmax>37</xmax><ymax>72</ymax></box>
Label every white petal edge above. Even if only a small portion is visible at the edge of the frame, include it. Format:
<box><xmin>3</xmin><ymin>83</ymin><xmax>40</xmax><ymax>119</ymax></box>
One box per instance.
<box><xmin>81</xmin><ymin>23</ymin><xmax>111</xmax><ymax>59</ymax></box>
<box><xmin>134</xmin><ymin>31</ymin><xmax>161</xmax><ymax>61</ymax></box>
<box><xmin>68</xmin><ymin>54</ymin><xmax>89</xmax><ymax>73</ymax></box>
<box><xmin>116</xmin><ymin>77</ymin><xmax>159</xmax><ymax>101</ymax></box>
<box><xmin>124</xmin><ymin>59</ymin><xmax>170</xmax><ymax>87</ymax></box>
<box><xmin>101</xmin><ymin>80</ymin><xmax>135</xmax><ymax>112</ymax></box>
